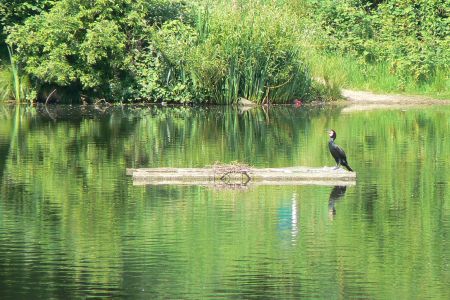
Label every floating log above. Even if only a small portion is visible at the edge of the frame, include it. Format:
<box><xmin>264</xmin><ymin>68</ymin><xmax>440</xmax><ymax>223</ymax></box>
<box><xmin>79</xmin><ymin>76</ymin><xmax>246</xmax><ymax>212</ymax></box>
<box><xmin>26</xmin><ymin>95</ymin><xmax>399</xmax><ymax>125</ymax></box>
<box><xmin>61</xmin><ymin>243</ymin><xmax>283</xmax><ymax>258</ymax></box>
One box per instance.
<box><xmin>126</xmin><ymin>166</ymin><xmax>356</xmax><ymax>187</ymax></box>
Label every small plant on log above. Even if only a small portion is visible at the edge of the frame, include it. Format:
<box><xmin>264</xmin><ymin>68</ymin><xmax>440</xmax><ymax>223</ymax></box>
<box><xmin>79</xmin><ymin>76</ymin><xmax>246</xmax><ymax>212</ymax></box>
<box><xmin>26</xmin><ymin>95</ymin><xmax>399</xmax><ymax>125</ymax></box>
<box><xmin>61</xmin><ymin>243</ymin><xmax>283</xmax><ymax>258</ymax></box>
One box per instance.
<box><xmin>211</xmin><ymin>161</ymin><xmax>251</xmax><ymax>185</ymax></box>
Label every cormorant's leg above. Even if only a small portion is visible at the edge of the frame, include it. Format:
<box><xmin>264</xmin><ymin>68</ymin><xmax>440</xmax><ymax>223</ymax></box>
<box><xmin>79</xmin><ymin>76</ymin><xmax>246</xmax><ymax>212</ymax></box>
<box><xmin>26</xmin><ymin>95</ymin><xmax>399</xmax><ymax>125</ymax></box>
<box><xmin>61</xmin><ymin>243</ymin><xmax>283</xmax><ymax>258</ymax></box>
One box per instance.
<box><xmin>333</xmin><ymin>163</ymin><xmax>340</xmax><ymax>170</ymax></box>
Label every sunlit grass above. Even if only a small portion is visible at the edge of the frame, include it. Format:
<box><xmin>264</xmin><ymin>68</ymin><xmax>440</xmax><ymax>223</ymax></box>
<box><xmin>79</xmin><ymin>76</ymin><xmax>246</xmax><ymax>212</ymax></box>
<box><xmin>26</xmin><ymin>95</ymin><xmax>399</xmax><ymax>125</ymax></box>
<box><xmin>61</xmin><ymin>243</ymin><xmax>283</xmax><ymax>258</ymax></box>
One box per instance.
<box><xmin>0</xmin><ymin>46</ymin><xmax>32</xmax><ymax>103</ymax></box>
<box><xmin>304</xmin><ymin>52</ymin><xmax>450</xmax><ymax>100</ymax></box>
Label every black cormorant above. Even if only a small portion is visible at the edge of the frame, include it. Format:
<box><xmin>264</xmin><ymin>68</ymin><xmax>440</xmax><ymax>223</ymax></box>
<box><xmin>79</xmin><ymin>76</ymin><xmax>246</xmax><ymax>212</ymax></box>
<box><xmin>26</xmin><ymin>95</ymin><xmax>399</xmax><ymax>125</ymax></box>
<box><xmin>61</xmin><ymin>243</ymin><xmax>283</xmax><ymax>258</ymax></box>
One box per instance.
<box><xmin>328</xmin><ymin>129</ymin><xmax>353</xmax><ymax>172</ymax></box>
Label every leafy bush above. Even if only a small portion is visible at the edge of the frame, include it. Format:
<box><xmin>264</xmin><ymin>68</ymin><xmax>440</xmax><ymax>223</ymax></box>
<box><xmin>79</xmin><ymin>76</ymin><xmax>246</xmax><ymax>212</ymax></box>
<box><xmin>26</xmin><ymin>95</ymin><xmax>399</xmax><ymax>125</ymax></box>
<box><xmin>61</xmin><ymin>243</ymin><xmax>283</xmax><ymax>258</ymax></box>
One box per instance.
<box><xmin>6</xmin><ymin>0</ymin><xmax>193</xmax><ymax>102</ymax></box>
<box><xmin>311</xmin><ymin>0</ymin><xmax>376</xmax><ymax>59</ymax></box>
<box><xmin>0</xmin><ymin>0</ymin><xmax>55</xmax><ymax>34</ymax></box>
<box><xmin>310</xmin><ymin>0</ymin><xmax>449</xmax><ymax>87</ymax></box>
<box><xmin>376</xmin><ymin>0</ymin><xmax>449</xmax><ymax>83</ymax></box>
<box><xmin>130</xmin><ymin>20</ymin><xmax>200</xmax><ymax>103</ymax></box>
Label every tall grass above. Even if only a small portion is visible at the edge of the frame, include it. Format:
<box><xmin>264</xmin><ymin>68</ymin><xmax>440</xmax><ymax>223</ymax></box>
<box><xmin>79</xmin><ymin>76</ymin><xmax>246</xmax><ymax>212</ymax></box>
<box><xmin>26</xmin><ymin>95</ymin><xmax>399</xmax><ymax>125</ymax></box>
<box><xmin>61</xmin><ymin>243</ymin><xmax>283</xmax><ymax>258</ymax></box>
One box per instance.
<box><xmin>0</xmin><ymin>46</ymin><xmax>31</xmax><ymax>103</ymax></box>
<box><xmin>188</xmin><ymin>2</ymin><xmax>314</xmax><ymax>104</ymax></box>
<box><xmin>304</xmin><ymin>52</ymin><xmax>450</xmax><ymax>100</ymax></box>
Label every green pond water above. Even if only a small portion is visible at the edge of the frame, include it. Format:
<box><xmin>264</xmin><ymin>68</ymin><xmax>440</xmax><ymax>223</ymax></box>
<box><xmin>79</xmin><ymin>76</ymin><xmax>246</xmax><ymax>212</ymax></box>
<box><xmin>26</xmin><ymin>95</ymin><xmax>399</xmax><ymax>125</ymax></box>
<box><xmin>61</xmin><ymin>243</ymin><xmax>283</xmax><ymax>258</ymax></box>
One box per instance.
<box><xmin>0</xmin><ymin>104</ymin><xmax>449</xmax><ymax>299</ymax></box>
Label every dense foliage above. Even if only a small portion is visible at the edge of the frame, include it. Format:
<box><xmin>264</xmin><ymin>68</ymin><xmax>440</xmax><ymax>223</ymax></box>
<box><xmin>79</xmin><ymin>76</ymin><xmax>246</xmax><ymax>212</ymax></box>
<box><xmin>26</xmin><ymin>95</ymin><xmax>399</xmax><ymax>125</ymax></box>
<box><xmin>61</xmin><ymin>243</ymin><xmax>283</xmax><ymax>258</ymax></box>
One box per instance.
<box><xmin>4</xmin><ymin>0</ymin><xmax>315</xmax><ymax>103</ymax></box>
<box><xmin>6</xmin><ymin>0</ymin><xmax>195</xmax><ymax>102</ymax></box>
<box><xmin>311</xmin><ymin>0</ymin><xmax>449</xmax><ymax>85</ymax></box>
<box><xmin>1</xmin><ymin>0</ymin><xmax>448</xmax><ymax>103</ymax></box>
<box><xmin>0</xmin><ymin>0</ymin><xmax>54</xmax><ymax>39</ymax></box>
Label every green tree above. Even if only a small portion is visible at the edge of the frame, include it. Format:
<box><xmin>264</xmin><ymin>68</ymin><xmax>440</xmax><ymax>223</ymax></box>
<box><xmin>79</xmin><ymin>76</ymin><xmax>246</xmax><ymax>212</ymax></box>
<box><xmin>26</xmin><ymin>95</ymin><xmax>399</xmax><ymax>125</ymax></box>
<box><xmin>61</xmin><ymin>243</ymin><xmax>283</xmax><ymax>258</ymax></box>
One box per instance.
<box><xmin>6</xmin><ymin>0</ymin><xmax>193</xmax><ymax>102</ymax></box>
<box><xmin>0</xmin><ymin>0</ymin><xmax>55</xmax><ymax>58</ymax></box>
<box><xmin>0</xmin><ymin>0</ymin><xmax>55</xmax><ymax>31</ymax></box>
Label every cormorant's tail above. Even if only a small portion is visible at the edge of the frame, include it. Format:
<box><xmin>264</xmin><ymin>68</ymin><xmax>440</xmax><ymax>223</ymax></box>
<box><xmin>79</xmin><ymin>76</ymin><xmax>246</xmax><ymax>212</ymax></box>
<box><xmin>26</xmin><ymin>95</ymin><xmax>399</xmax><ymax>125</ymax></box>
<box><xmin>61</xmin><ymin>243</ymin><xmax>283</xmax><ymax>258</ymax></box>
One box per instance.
<box><xmin>342</xmin><ymin>162</ymin><xmax>353</xmax><ymax>172</ymax></box>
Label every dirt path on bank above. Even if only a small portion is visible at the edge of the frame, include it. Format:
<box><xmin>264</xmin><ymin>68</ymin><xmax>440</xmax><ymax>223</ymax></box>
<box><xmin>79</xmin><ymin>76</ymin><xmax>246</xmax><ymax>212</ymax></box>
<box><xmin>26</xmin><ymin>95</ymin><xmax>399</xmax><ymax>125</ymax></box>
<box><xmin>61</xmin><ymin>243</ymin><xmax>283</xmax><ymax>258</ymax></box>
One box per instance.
<box><xmin>340</xmin><ymin>89</ymin><xmax>450</xmax><ymax>112</ymax></box>
<box><xmin>341</xmin><ymin>89</ymin><xmax>450</xmax><ymax>104</ymax></box>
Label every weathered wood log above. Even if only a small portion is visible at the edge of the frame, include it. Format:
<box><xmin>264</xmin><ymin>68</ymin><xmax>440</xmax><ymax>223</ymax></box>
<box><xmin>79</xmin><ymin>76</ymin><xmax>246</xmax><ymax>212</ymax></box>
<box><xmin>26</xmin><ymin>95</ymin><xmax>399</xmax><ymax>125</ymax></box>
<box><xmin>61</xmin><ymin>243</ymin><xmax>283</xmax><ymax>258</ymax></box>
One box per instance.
<box><xmin>126</xmin><ymin>166</ymin><xmax>356</xmax><ymax>187</ymax></box>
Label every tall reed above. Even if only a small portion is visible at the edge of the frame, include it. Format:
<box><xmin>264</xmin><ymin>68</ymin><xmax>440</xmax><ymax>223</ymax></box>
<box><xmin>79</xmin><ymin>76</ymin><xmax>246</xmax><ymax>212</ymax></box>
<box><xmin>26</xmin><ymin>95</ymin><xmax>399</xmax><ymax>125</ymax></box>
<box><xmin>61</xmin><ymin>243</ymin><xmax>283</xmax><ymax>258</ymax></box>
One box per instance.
<box><xmin>189</xmin><ymin>2</ymin><xmax>313</xmax><ymax>104</ymax></box>
<box><xmin>0</xmin><ymin>46</ymin><xmax>31</xmax><ymax>103</ymax></box>
<box><xmin>8</xmin><ymin>46</ymin><xmax>21</xmax><ymax>102</ymax></box>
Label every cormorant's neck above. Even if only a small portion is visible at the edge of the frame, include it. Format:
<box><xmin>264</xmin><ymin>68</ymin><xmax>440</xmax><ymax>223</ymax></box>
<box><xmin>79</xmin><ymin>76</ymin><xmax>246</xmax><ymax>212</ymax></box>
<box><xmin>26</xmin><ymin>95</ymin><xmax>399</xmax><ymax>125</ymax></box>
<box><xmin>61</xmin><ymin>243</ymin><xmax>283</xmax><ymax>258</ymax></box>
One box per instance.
<box><xmin>329</xmin><ymin>137</ymin><xmax>335</xmax><ymax>144</ymax></box>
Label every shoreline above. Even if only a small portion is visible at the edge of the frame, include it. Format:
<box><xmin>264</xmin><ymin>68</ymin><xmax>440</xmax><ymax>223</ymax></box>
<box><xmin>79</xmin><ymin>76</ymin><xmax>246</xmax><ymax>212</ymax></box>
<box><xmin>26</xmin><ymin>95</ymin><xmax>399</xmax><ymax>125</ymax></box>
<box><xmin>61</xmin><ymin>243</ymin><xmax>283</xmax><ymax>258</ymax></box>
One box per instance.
<box><xmin>341</xmin><ymin>89</ymin><xmax>450</xmax><ymax>105</ymax></box>
<box><xmin>2</xmin><ymin>89</ymin><xmax>450</xmax><ymax>106</ymax></box>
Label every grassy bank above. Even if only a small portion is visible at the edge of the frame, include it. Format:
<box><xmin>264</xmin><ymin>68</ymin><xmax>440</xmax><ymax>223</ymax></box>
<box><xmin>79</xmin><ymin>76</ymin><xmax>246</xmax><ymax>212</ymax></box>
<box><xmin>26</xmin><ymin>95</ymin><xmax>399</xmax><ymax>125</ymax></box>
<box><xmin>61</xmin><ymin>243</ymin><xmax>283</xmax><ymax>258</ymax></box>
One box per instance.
<box><xmin>1</xmin><ymin>0</ymin><xmax>448</xmax><ymax>103</ymax></box>
<box><xmin>305</xmin><ymin>53</ymin><xmax>450</xmax><ymax>100</ymax></box>
<box><xmin>303</xmin><ymin>0</ymin><xmax>449</xmax><ymax>100</ymax></box>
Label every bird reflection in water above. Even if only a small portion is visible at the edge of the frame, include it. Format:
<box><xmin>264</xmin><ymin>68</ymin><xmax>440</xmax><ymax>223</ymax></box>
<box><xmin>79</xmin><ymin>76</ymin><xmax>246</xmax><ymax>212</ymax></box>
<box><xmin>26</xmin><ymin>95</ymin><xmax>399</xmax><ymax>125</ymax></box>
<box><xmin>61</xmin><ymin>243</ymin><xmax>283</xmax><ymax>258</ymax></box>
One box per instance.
<box><xmin>328</xmin><ymin>186</ymin><xmax>347</xmax><ymax>219</ymax></box>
